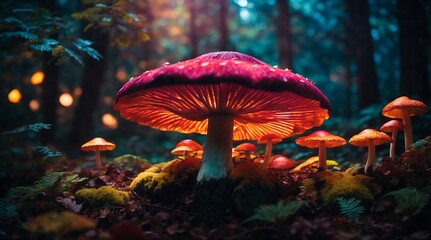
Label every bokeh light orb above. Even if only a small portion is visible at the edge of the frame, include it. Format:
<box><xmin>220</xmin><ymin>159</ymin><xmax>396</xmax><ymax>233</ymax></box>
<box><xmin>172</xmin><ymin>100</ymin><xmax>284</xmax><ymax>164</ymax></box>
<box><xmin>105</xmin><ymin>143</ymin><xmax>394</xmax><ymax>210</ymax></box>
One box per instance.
<box><xmin>102</xmin><ymin>113</ymin><xmax>118</xmax><ymax>129</ymax></box>
<box><xmin>31</xmin><ymin>71</ymin><xmax>44</xmax><ymax>85</ymax></box>
<box><xmin>59</xmin><ymin>93</ymin><xmax>73</xmax><ymax>107</ymax></box>
<box><xmin>8</xmin><ymin>89</ymin><xmax>22</xmax><ymax>103</ymax></box>
<box><xmin>29</xmin><ymin>99</ymin><xmax>40</xmax><ymax>111</ymax></box>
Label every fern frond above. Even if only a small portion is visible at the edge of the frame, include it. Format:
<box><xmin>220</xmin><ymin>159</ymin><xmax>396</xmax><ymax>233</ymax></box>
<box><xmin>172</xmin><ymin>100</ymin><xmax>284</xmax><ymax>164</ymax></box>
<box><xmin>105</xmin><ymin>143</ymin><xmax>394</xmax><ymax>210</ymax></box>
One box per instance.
<box><xmin>243</xmin><ymin>200</ymin><xmax>307</xmax><ymax>223</ymax></box>
<box><xmin>64</xmin><ymin>47</ymin><xmax>83</xmax><ymax>66</ymax></box>
<box><xmin>32</xmin><ymin>146</ymin><xmax>62</xmax><ymax>159</ymax></box>
<box><xmin>384</xmin><ymin>187</ymin><xmax>429</xmax><ymax>215</ymax></box>
<box><xmin>0</xmin><ymin>200</ymin><xmax>17</xmax><ymax>220</ymax></box>
<box><xmin>2</xmin><ymin>172</ymin><xmax>65</xmax><ymax>203</ymax></box>
<box><xmin>337</xmin><ymin>197</ymin><xmax>365</xmax><ymax>221</ymax></box>
<box><xmin>74</xmin><ymin>39</ymin><xmax>102</xmax><ymax>60</ymax></box>
<box><xmin>2</xmin><ymin>123</ymin><xmax>51</xmax><ymax>135</ymax></box>
<box><xmin>0</xmin><ymin>31</ymin><xmax>38</xmax><ymax>40</ymax></box>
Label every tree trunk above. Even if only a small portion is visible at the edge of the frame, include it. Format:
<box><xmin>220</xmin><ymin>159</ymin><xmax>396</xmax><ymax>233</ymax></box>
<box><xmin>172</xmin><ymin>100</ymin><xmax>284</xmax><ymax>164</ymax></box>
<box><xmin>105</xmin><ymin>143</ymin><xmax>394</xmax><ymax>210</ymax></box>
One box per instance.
<box><xmin>218</xmin><ymin>0</ymin><xmax>230</xmax><ymax>51</ymax></box>
<box><xmin>345</xmin><ymin>0</ymin><xmax>379</xmax><ymax>109</ymax></box>
<box><xmin>187</xmin><ymin>0</ymin><xmax>199</xmax><ymax>58</ymax></box>
<box><xmin>68</xmin><ymin>30</ymin><xmax>109</xmax><ymax>149</ymax></box>
<box><xmin>40</xmin><ymin>0</ymin><xmax>59</xmax><ymax>144</ymax></box>
<box><xmin>276</xmin><ymin>0</ymin><xmax>293</xmax><ymax>69</ymax></box>
<box><xmin>397</xmin><ymin>0</ymin><xmax>429</xmax><ymax>102</ymax></box>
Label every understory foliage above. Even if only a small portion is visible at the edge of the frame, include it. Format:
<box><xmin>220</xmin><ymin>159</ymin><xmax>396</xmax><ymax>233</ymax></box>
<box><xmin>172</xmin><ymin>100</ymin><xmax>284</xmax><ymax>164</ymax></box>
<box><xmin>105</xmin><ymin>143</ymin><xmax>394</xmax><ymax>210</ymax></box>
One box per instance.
<box><xmin>384</xmin><ymin>187</ymin><xmax>429</xmax><ymax>216</ymax></box>
<box><xmin>72</xmin><ymin>0</ymin><xmax>150</xmax><ymax>47</ymax></box>
<box><xmin>0</xmin><ymin>9</ymin><xmax>101</xmax><ymax>66</ymax></box>
<box><xmin>0</xmin><ymin>172</ymin><xmax>65</xmax><ymax>219</ymax></box>
<box><xmin>243</xmin><ymin>200</ymin><xmax>307</xmax><ymax>223</ymax></box>
<box><xmin>337</xmin><ymin>197</ymin><xmax>365</xmax><ymax>221</ymax></box>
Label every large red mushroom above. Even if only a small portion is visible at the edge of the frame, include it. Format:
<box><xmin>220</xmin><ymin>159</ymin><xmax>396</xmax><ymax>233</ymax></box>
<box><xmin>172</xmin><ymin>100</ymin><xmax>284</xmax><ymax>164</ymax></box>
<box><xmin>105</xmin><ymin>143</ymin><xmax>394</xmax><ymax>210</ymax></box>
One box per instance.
<box><xmin>114</xmin><ymin>51</ymin><xmax>330</xmax><ymax>220</ymax></box>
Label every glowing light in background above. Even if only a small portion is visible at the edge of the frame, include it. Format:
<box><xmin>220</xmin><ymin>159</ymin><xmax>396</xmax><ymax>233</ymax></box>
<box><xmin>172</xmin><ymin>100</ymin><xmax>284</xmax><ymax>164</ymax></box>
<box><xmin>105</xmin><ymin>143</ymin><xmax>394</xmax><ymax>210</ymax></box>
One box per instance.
<box><xmin>8</xmin><ymin>89</ymin><xmax>22</xmax><ymax>103</ymax></box>
<box><xmin>59</xmin><ymin>93</ymin><xmax>73</xmax><ymax>107</ymax></box>
<box><xmin>116</xmin><ymin>67</ymin><xmax>127</xmax><ymax>82</ymax></box>
<box><xmin>73</xmin><ymin>87</ymin><xmax>82</xmax><ymax>96</ymax></box>
<box><xmin>102</xmin><ymin>113</ymin><xmax>118</xmax><ymax>129</ymax></box>
<box><xmin>29</xmin><ymin>99</ymin><xmax>40</xmax><ymax>111</ymax></box>
<box><xmin>103</xmin><ymin>96</ymin><xmax>113</xmax><ymax>106</ymax></box>
<box><xmin>30</xmin><ymin>71</ymin><xmax>44</xmax><ymax>85</ymax></box>
<box><xmin>238</xmin><ymin>0</ymin><xmax>248</xmax><ymax>7</ymax></box>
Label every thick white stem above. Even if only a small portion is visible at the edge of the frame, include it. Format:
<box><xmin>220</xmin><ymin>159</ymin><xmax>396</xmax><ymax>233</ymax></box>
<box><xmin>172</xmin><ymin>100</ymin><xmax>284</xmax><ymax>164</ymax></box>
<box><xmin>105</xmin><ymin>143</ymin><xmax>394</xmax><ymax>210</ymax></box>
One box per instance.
<box><xmin>264</xmin><ymin>142</ymin><xmax>273</xmax><ymax>165</ymax></box>
<box><xmin>365</xmin><ymin>140</ymin><xmax>375</xmax><ymax>174</ymax></box>
<box><xmin>402</xmin><ymin>111</ymin><xmax>413</xmax><ymax>151</ymax></box>
<box><xmin>318</xmin><ymin>142</ymin><xmax>327</xmax><ymax>170</ymax></box>
<box><xmin>389</xmin><ymin>130</ymin><xmax>397</xmax><ymax>159</ymax></box>
<box><xmin>197</xmin><ymin>114</ymin><xmax>234</xmax><ymax>182</ymax></box>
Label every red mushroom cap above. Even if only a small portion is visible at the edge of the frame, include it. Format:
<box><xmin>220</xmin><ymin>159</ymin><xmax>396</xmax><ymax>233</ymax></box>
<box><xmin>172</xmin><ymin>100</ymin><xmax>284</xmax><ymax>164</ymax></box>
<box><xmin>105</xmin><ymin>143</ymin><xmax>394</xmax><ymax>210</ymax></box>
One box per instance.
<box><xmin>380</xmin><ymin>120</ymin><xmax>404</xmax><ymax>133</ymax></box>
<box><xmin>114</xmin><ymin>51</ymin><xmax>330</xmax><ymax>140</ymax></box>
<box><xmin>349</xmin><ymin>129</ymin><xmax>393</xmax><ymax>147</ymax></box>
<box><xmin>382</xmin><ymin>96</ymin><xmax>427</xmax><ymax>118</ymax></box>
<box><xmin>175</xmin><ymin>139</ymin><xmax>203</xmax><ymax>151</ymax></box>
<box><xmin>295</xmin><ymin>130</ymin><xmax>346</xmax><ymax>148</ymax></box>
<box><xmin>268</xmin><ymin>155</ymin><xmax>295</xmax><ymax>169</ymax></box>
<box><xmin>234</xmin><ymin>142</ymin><xmax>257</xmax><ymax>152</ymax></box>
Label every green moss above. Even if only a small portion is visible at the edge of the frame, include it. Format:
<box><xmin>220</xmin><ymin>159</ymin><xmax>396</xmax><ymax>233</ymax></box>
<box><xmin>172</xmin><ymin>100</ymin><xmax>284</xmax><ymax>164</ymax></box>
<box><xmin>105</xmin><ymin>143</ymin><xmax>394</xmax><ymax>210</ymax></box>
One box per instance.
<box><xmin>130</xmin><ymin>172</ymin><xmax>175</xmax><ymax>198</ymax></box>
<box><xmin>75</xmin><ymin>186</ymin><xmax>130</xmax><ymax>207</ymax></box>
<box><xmin>130</xmin><ymin>158</ymin><xmax>201</xmax><ymax>200</ymax></box>
<box><xmin>316</xmin><ymin>171</ymin><xmax>374</xmax><ymax>208</ymax></box>
<box><xmin>229</xmin><ymin>162</ymin><xmax>278</xmax><ymax>218</ymax></box>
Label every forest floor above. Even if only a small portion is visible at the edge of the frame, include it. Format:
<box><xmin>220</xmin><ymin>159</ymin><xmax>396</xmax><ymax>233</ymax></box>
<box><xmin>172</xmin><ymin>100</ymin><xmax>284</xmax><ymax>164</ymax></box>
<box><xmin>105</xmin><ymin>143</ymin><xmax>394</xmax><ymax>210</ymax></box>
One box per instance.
<box><xmin>1</xmin><ymin>136</ymin><xmax>431</xmax><ymax>240</ymax></box>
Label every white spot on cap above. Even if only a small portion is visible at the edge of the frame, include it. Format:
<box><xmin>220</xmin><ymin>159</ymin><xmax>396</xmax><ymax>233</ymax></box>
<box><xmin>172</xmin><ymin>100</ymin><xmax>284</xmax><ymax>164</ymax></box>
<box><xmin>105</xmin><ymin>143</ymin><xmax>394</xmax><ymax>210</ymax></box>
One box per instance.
<box><xmin>162</xmin><ymin>62</ymin><xmax>170</xmax><ymax>66</ymax></box>
<box><xmin>177</xmin><ymin>65</ymin><xmax>185</xmax><ymax>69</ymax></box>
<box><xmin>251</xmin><ymin>64</ymin><xmax>259</xmax><ymax>67</ymax></box>
<box><xmin>283</xmin><ymin>77</ymin><xmax>288</xmax><ymax>82</ymax></box>
<box><xmin>234</xmin><ymin>61</ymin><xmax>241</xmax><ymax>64</ymax></box>
<box><xmin>300</xmin><ymin>80</ymin><xmax>305</xmax><ymax>83</ymax></box>
<box><xmin>201</xmin><ymin>62</ymin><xmax>209</xmax><ymax>67</ymax></box>
<box><xmin>219</xmin><ymin>61</ymin><xmax>228</xmax><ymax>66</ymax></box>
<box><xmin>269</xmin><ymin>68</ymin><xmax>276</xmax><ymax>72</ymax></box>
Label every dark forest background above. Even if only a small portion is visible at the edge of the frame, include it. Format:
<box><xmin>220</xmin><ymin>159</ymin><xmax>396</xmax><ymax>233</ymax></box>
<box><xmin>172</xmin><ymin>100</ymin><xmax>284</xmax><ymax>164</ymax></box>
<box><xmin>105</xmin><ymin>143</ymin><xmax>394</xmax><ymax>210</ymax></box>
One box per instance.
<box><xmin>0</xmin><ymin>0</ymin><xmax>430</xmax><ymax>164</ymax></box>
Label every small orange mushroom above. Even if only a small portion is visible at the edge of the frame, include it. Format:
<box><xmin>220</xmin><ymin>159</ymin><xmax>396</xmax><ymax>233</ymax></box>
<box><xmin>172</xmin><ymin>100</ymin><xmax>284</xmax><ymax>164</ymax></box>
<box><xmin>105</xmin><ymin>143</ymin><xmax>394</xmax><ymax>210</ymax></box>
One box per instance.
<box><xmin>234</xmin><ymin>142</ymin><xmax>257</xmax><ymax>161</ymax></box>
<box><xmin>173</xmin><ymin>139</ymin><xmax>203</xmax><ymax>159</ymax></box>
<box><xmin>349</xmin><ymin>129</ymin><xmax>392</xmax><ymax>174</ymax></box>
<box><xmin>171</xmin><ymin>145</ymin><xmax>195</xmax><ymax>159</ymax></box>
<box><xmin>257</xmin><ymin>133</ymin><xmax>283</xmax><ymax>165</ymax></box>
<box><xmin>382</xmin><ymin>96</ymin><xmax>427</xmax><ymax>151</ymax></box>
<box><xmin>295</xmin><ymin>130</ymin><xmax>346</xmax><ymax>171</ymax></box>
<box><xmin>175</xmin><ymin>139</ymin><xmax>203</xmax><ymax>152</ymax></box>
<box><xmin>268</xmin><ymin>155</ymin><xmax>295</xmax><ymax>170</ymax></box>
<box><xmin>380</xmin><ymin>120</ymin><xmax>403</xmax><ymax>159</ymax></box>
<box><xmin>81</xmin><ymin>137</ymin><xmax>116</xmax><ymax>171</ymax></box>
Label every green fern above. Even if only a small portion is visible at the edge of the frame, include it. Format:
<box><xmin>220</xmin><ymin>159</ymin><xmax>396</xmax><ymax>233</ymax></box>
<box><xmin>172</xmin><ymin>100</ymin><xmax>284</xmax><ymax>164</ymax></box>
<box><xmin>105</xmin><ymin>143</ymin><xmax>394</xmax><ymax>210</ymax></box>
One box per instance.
<box><xmin>243</xmin><ymin>200</ymin><xmax>307</xmax><ymax>223</ymax></box>
<box><xmin>2</xmin><ymin>123</ymin><xmax>52</xmax><ymax>135</ymax></box>
<box><xmin>0</xmin><ymin>200</ymin><xmax>17</xmax><ymax>220</ymax></box>
<box><xmin>337</xmin><ymin>197</ymin><xmax>365</xmax><ymax>221</ymax></box>
<box><xmin>2</xmin><ymin>172</ymin><xmax>65</xmax><ymax>203</ymax></box>
<box><xmin>33</xmin><ymin>146</ymin><xmax>62</xmax><ymax>159</ymax></box>
<box><xmin>384</xmin><ymin>187</ymin><xmax>429</xmax><ymax>215</ymax></box>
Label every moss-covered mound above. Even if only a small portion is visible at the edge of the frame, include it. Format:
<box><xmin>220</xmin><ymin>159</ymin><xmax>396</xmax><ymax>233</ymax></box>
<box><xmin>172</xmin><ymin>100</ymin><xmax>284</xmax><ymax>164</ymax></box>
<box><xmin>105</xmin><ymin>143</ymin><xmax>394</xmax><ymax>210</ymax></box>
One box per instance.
<box><xmin>130</xmin><ymin>158</ymin><xmax>201</xmax><ymax>200</ymax></box>
<box><xmin>314</xmin><ymin>171</ymin><xmax>374</xmax><ymax>208</ymax></box>
<box><xmin>75</xmin><ymin>186</ymin><xmax>130</xmax><ymax>207</ymax></box>
<box><xmin>229</xmin><ymin>162</ymin><xmax>278</xmax><ymax>218</ymax></box>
